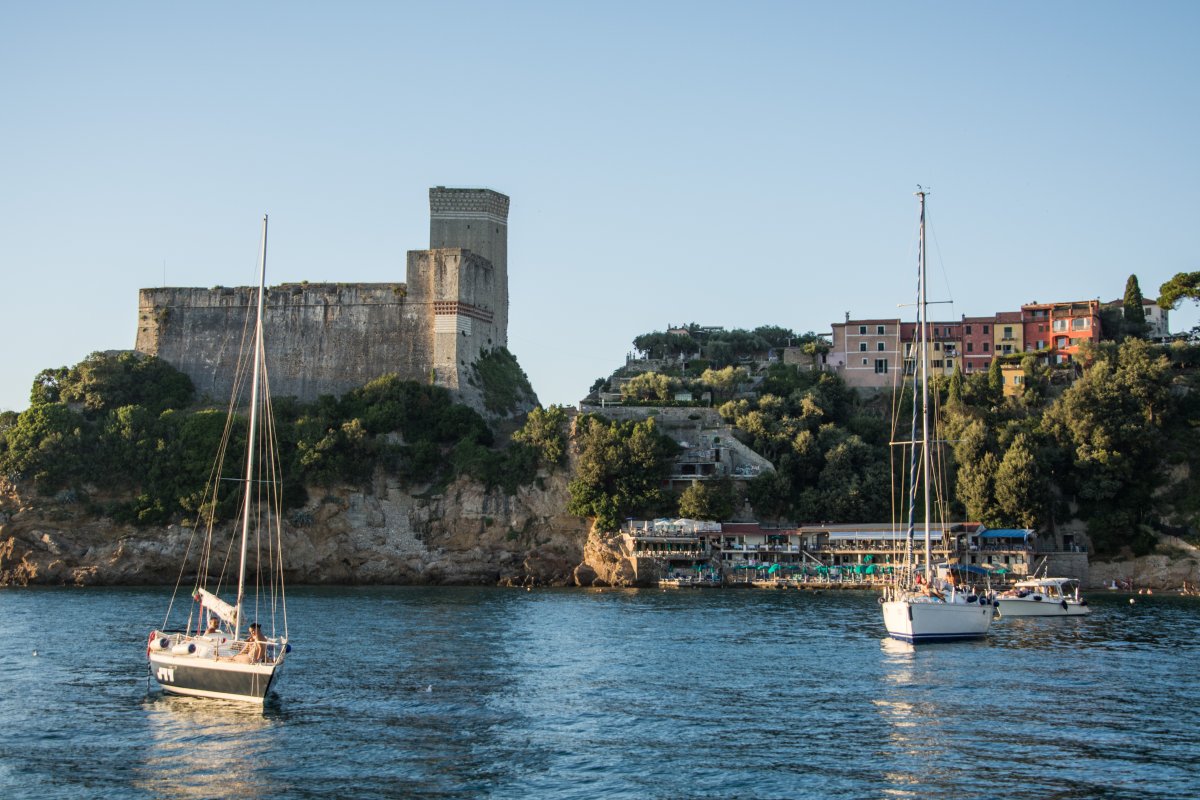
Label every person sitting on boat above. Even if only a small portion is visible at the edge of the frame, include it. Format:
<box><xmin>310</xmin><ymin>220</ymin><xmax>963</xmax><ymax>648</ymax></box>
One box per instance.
<box><xmin>231</xmin><ymin>623</ymin><xmax>267</xmax><ymax>664</ymax></box>
<box><xmin>204</xmin><ymin>616</ymin><xmax>221</xmax><ymax>635</ymax></box>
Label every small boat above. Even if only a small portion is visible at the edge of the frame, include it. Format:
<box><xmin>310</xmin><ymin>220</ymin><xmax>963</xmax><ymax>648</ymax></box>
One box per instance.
<box><xmin>880</xmin><ymin>189</ymin><xmax>995</xmax><ymax>644</ymax></box>
<box><xmin>996</xmin><ymin>576</ymin><xmax>1091</xmax><ymax>616</ymax></box>
<box><xmin>146</xmin><ymin>216</ymin><xmax>292</xmax><ymax>703</ymax></box>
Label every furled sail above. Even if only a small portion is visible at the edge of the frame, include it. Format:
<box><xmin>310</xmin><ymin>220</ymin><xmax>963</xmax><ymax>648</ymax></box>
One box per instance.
<box><xmin>194</xmin><ymin>588</ymin><xmax>238</xmax><ymax>625</ymax></box>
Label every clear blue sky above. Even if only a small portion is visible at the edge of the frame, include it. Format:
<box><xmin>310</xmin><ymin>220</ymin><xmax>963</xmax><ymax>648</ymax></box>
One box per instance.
<box><xmin>2</xmin><ymin>1</ymin><xmax>1197</xmax><ymax>414</ymax></box>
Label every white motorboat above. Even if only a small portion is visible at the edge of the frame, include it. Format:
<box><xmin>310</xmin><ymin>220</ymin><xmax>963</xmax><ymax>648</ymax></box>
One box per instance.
<box><xmin>996</xmin><ymin>577</ymin><xmax>1091</xmax><ymax>617</ymax></box>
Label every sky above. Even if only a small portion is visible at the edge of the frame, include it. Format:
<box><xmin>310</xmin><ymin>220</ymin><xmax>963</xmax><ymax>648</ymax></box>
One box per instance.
<box><xmin>2</xmin><ymin>1</ymin><xmax>1197</xmax><ymax>414</ymax></box>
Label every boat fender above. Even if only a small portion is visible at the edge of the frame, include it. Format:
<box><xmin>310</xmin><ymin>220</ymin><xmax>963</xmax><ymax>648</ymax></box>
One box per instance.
<box><xmin>171</xmin><ymin>642</ymin><xmax>196</xmax><ymax>655</ymax></box>
<box><xmin>157</xmin><ymin>637</ymin><xmax>171</xmax><ymax>650</ymax></box>
<box><xmin>1080</xmin><ymin>599</ymin><xmax>1088</xmax><ymax>606</ymax></box>
<box><xmin>283</xmin><ymin>643</ymin><xmax>292</xmax><ymax>654</ymax></box>
<box><xmin>1061</xmin><ymin>599</ymin><xmax>1069</xmax><ymax>611</ymax></box>
<box><xmin>993</xmin><ymin>599</ymin><xmax>1000</xmax><ymax>607</ymax></box>
<box><xmin>965</xmin><ymin>595</ymin><xmax>978</xmax><ymax>604</ymax></box>
<box><xmin>1032</xmin><ymin>595</ymin><xmax>1042</xmax><ymax>602</ymax></box>
<box><xmin>1017</xmin><ymin>590</ymin><xmax>1029</xmax><ymax>598</ymax></box>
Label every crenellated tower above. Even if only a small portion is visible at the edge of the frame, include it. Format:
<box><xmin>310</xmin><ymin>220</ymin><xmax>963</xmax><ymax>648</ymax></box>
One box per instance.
<box><xmin>427</xmin><ymin>187</ymin><xmax>509</xmax><ymax>345</ymax></box>
<box><xmin>135</xmin><ymin>186</ymin><xmax>530</xmax><ymax>417</ymax></box>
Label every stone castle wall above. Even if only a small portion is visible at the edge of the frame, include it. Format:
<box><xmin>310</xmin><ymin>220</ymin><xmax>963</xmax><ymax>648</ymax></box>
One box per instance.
<box><xmin>135</xmin><ymin>187</ymin><xmax>513</xmax><ymax>412</ymax></box>
<box><xmin>136</xmin><ymin>283</ymin><xmax>426</xmax><ymax>403</ymax></box>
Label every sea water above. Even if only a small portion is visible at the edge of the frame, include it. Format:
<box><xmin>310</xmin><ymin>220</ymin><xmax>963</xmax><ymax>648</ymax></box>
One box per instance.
<box><xmin>1</xmin><ymin>586</ymin><xmax>1196</xmax><ymax>800</ymax></box>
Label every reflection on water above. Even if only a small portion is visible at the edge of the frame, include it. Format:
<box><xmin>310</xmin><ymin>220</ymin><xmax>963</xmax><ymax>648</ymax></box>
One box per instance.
<box><xmin>1</xmin><ymin>588</ymin><xmax>1199</xmax><ymax>799</ymax></box>
<box><xmin>137</xmin><ymin>695</ymin><xmax>282</xmax><ymax>799</ymax></box>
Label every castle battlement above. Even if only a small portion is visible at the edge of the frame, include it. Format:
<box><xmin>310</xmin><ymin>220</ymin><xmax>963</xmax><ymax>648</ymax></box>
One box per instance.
<box><xmin>135</xmin><ymin>187</ymin><xmax>523</xmax><ymax>416</ymax></box>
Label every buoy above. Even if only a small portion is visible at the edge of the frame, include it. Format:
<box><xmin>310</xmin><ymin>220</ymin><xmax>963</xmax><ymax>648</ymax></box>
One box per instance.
<box><xmin>1130</xmin><ymin>598</ymin><xmax>1136</xmax><ymax>604</ymax></box>
<box><xmin>32</xmin><ymin>650</ymin><xmax>38</xmax><ymax>657</ymax></box>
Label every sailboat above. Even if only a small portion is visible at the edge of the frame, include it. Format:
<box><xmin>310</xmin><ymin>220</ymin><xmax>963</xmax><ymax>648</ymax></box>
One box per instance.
<box><xmin>146</xmin><ymin>215</ymin><xmax>292</xmax><ymax>702</ymax></box>
<box><xmin>880</xmin><ymin>190</ymin><xmax>995</xmax><ymax>644</ymax></box>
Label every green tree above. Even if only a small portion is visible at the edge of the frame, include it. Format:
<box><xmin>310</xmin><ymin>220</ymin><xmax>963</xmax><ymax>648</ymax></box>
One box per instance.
<box><xmin>1041</xmin><ymin>339</ymin><xmax>1172</xmax><ymax>553</ymax></box>
<box><xmin>1158</xmin><ymin>271</ymin><xmax>1200</xmax><ymax>309</ymax></box>
<box><xmin>678</xmin><ymin>478</ymin><xmax>737</xmax><ymax>521</ymax></box>
<box><xmin>58</xmin><ymin>352</ymin><xmax>194</xmax><ymax>414</ymax></box>
<box><xmin>947</xmin><ymin>363</ymin><xmax>964</xmax><ymax>406</ymax></box>
<box><xmin>946</xmin><ymin>416</ymin><xmax>1001</xmax><ymax>524</ymax></box>
<box><xmin>621</xmin><ymin>372</ymin><xmax>675</xmax><ymax>403</ymax></box>
<box><xmin>1122</xmin><ymin>274</ymin><xmax>1148</xmax><ymax>339</ymax></box>
<box><xmin>987</xmin><ymin>357</ymin><xmax>1003</xmax><ymax>398</ymax></box>
<box><xmin>994</xmin><ymin>432</ymin><xmax>1044</xmax><ymax>528</ymax></box>
<box><xmin>567</xmin><ymin>415</ymin><xmax>679</xmax><ymax>531</ymax></box>
<box><xmin>511</xmin><ymin>405</ymin><xmax>569</xmax><ymax>467</ymax></box>
<box><xmin>698</xmin><ymin>366</ymin><xmax>747</xmax><ymax>402</ymax></box>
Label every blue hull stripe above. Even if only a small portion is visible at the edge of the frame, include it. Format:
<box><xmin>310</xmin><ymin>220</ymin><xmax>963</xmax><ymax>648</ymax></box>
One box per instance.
<box><xmin>888</xmin><ymin>632</ymin><xmax>987</xmax><ymax>643</ymax></box>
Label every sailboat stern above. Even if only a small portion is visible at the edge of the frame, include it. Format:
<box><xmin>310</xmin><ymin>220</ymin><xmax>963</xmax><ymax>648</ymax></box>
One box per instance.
<box><xmin>147</xmin><ymin>633</ymin><xmax>286</xmax><ymax>703</ymax></box>
<box><xmin>882</xmin><ymin>598</ymin><xmax>994</xmax><ymax>643</ymax></box>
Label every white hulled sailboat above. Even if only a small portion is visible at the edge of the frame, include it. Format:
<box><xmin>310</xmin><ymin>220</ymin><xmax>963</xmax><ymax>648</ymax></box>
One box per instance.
<box><xmin>146</xmin><ymin>216</ymin><xmax>291</xmax><ymax>702</ymax></box>
<box><xmin>881</xmin><ymin>190</ymin><xmax>995</xmax><ymax>644</ymax></box>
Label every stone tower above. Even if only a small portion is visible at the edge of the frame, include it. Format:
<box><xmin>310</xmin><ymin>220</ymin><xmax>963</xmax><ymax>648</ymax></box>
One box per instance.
<box><xmin>134</xmin><ymin>186</ymin><xmax>521</xmax><ymax>416</ymax></box>
<box><xmin>428</xmin><ymin>187</ymin><xmax>509</xmax><ymax>345</ymax></box>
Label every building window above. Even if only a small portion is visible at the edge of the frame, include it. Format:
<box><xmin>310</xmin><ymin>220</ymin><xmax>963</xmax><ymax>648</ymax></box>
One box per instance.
<box><xmin>965</xmin><ymin>325</ymin><xmax>973</xmax><ymax>334</ymax></box>
<box><xmin>983</xmin><ymin>342</ymin><xmax>990</xmax><ymax>352</ymax></box>
<box><xmin>874</xmin><ymin>359</ymin><xmax>888</xmax><ymax>374</ymax></box>
<box><xmin>932</xmin><ymin>360</ymin><xmax>944</xmax><ymax>368</ymax></box>
<box><xmin>983</xmin><ymin>325</ymin><xmax>990</xmax><ymax>334</ymax></box>
<box><xmin>862</xmin><ymin>358</ymin><xmax>869</xmax><ymax>365</ymax></box>
<box><xmin>877</xmin><ymin>325</ymin><xmax>885</xmax><ymax>335</ymax></box>
<box><xmin>1072</xmin><ymin>317</ymin><xmax>1090</xmax><ymax>330</ymax></box>
<box><xmin>934</xmin><ymin>342</ymin><xmax>941</xmax><ymax>351</ymax></box>
<box><xmin>877</xmin><ymin>342</ymin><xmax>885</xmax><ymax>351</ymax></box>
<box><xmin>1037</xmin><ymin>340</ymin><xmax>1045</xmax><ymax>349</ymax></box>
<box><xmin>859</xmin><ymin>342</ymin><xmax>868</xmax><ymax>352</ymax></box>
<box><xmin>1013</xmin><ymin>375</ymin><xmax>1024</xmax><ymax>385</ymax></box>
<box><xmin>1003</xmin><ymin>326</ymin><xmax>1013</xmax><ymax>340</ymax></box>
<box><xmin>1056</xmin><ymin>336</ymin><xmax>1068</xmax><ymax>348</ymax></box>
<box><xmin>967</xmin><ymin>342</ymin><xmax>974</xmax><ymax>352</ymax></box>
<box><xmin>859</xmin><ymin>325</ymin><xmax>867</xmax><ymax>335</ymax></box>
<box><xmin>1053</xmin><ymin>319</ymin><xmax>1068</xmax><ymax>332</ymax></box>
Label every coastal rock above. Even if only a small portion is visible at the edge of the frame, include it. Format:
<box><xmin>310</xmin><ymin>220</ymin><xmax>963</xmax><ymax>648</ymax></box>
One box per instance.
<box><xmin>0</xmin><ymin>472</ymin><xmax>610</xmax><ymax>588</ymax></box>
<box><xmin>1086</xmin><ymin>536</ymin><xmax>1200</xmax><ymax>591</ymax></box>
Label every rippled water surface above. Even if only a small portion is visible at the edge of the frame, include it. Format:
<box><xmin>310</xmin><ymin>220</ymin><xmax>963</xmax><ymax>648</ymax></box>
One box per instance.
<box><xmin>1</xmin><ymin>587</ymin><xmax>1197</xmax><ymax>799</ymax></box>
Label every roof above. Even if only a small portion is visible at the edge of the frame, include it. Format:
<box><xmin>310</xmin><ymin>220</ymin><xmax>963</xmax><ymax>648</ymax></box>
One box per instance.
<box><xmin>978</xmin><ymin>529</ymin><xmax>1033</xmax><ymax>539</ymax></box>
<box><xmin>827</xmin><ymin>530</ymin><xmax>952</xmax><ymax>541</ymax></box>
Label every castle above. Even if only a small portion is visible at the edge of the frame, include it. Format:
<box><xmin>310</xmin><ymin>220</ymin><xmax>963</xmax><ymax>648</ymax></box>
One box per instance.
<box><xmin>135</xmin><ymin>187</ymin><xmax>528</xmax><ymax>415</ymax></box>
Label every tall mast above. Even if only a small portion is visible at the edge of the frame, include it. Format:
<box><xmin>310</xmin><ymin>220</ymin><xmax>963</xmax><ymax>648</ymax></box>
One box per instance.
<box><xmin>235</xmin><ymin>214</ymin><xmax>268</xmax><ymax>638</ymax></box>
<box><xmin>916</xmin><ymin>191</ymin><xmax>933</xmax><ymax>579</ymax></box>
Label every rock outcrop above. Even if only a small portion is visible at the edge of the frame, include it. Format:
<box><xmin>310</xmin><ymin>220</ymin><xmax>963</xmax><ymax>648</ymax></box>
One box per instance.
<box><xmin>0</xmin><ymin>473</ymin><xmax>631</xmax><ymax>588</ymax></box>
<box><xmin>1086</xmin><ymin>536</ymin><xmax>1200</xmax><ymax>590</ymax></box>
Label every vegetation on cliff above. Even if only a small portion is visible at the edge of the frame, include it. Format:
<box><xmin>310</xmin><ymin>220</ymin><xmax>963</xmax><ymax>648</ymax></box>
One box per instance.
<box><xmin>583</xmin><ymin>300</ymin><xmax>1200</xmax><ymax>555</ymax></box>
<box><xmin>0</xmin><ymin>353</ymin><xmax>561</xmax><ymax>525</ymax></box>
<box><xmin>565</xmin><ymin>415</ymin><xmax>680</xmax><ymax>532</ymax></box>
<box><xmin>467</xmin><ymin>347</ymin><xmax>538</xmax><ymax>416</ymax></box>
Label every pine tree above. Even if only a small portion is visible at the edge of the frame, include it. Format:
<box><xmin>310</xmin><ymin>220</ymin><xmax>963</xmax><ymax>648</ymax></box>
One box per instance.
<box><xmin>1123</xmin><ymin>274</ymin><xmax>1148</xmax><ymax>339</ymax></box>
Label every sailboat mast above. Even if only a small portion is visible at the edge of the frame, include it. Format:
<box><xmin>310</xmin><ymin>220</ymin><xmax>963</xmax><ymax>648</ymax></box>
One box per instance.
<box><xmin>235</xmin><ymin>214</ymin><xmax>269</xmax><ymax>639</ymax></box>
<box><xmin>916</xmin><ymin>191</ymin><xmax>933</xmax><ymax>580</ymax></box>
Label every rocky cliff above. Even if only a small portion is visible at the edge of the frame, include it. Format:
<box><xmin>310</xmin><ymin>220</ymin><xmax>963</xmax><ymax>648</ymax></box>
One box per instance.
<box><xmin>0</xmin><ymin>473</ymin><xmax>639</xmax><ymax>588</ymax></box>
